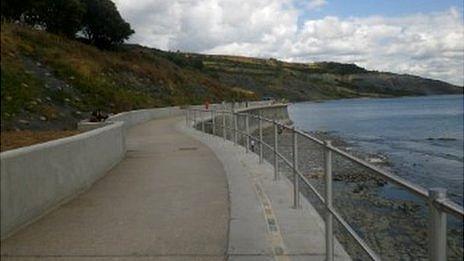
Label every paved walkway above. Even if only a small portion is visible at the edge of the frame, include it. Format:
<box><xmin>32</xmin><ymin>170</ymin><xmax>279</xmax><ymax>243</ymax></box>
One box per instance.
<box><xmin>1</xmin><ymin>117</ymin><xmax>229</xmax><ymax>260</ymax></box>
<box><xmin>1</xmin><ymin>116</ymin><xmax>350</xmax><ymax>261</ymax></box>
<box><xmin>181</xmin><ymin>121</ymin><xmax>350</xmax><ymax>261</ymax></box>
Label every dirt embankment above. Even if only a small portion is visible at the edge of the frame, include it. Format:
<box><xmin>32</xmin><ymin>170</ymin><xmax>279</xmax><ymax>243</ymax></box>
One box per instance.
<box><xmin>1</xmin><ymin>130</ymin><xmax>81</xmax><ymax>152</ymax></box>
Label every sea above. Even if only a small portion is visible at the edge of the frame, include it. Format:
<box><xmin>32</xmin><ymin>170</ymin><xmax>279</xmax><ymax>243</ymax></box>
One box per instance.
<box><xmin>289</xmin><ymin>94</ymin><xmax>464</xmax><ymax>205</ymax></box>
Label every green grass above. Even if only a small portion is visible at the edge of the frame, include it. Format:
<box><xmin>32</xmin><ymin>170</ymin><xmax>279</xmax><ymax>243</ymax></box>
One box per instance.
<box><xmin>1</xmin><ymin>56</ymin><xmax>43</xmax><ymax>118</ymax></box>
<box><xmin>1</xmin><ymin>22</ymin><xmax>458</xmax><ymax>131</ymax></box>
<box><xmin>1</xmin><ymin>22</ymin><xmax>255</xmax><ymax>128</ymax></box>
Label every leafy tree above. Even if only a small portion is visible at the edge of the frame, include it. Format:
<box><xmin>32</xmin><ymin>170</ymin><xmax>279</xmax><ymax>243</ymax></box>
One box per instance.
<box><xmin>81</xmin><ymin>0</ymin><xmax>134</xmax><ymax>49</ymax></box>
<box><xmin>1</xmin><ymin>0</ymin><xmax>36</xmax><ymax>20</ymax></box>
<box><xmin>28</xmin><ymin>0</ymin><xmax>85</xmax><ymax>38</ymax></box>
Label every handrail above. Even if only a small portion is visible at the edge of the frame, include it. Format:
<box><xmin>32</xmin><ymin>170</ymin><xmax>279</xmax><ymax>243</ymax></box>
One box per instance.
<box><xmin>187</xmin><ymin>107</ymin><xmax>464</xmax><ymax>260</ymax></box>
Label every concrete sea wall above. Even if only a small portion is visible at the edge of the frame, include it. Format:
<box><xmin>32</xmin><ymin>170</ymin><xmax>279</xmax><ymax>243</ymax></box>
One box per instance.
<box><xmin>0</xmin><ymin>106</ymin><xmax>187</xmax><ymax>239</ymax></box>
<box><xmin>0</xmin><ymin>101</ymin><xmax>276</xmax><ymax>240</ymax></box>
<box><xmin>0</xmin><ymin>122</ymin><xmax>125</xmax><ymax>239</ymax></box>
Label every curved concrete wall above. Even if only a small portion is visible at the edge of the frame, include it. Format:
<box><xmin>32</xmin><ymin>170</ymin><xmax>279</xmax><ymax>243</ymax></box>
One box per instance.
<box><xmin>77</xmin><ymin>106</ymin><xmax>184</xmax><ymax>131</ymax></box>
<box><xmin>0</xmin><ymin>101</ymin><xmax>275</xmax><ymax>240</ymax></box>
<box><xmin>1</xmin><ymin>105</ymin><xmax>186</xmax><ymax>239</ymax></box>
<box><xmin>108</xmin><ymin>106</ymin><xmax>183</xmax><ymax>129</ymax></box>
<box><xmin>1</xmin><ymin>122</ymin><xmax>125</xmax><ymax>239</ymax></box>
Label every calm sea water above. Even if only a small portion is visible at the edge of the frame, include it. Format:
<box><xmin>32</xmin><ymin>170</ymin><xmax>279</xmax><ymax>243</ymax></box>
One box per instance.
<box><xmin>289</xmin><ymin>94</ymin><xmax>464</xmax><ymax>204</ymax></box>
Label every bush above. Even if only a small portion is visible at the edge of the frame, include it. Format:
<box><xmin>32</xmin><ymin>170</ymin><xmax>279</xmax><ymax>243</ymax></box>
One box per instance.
<box><xmin>1</xmin><ymin>0</ymin><xmax>134</xmax><ymax>49</ymax></box>
<box><xmin>81</xmin><ymin>0</ymin><xmax>134</xmax><ymax>49</ymax></box>
<box><xmin>27</xmin><ymin>0</ymin><xmax>85</xmax><ymax>38</ymax></box>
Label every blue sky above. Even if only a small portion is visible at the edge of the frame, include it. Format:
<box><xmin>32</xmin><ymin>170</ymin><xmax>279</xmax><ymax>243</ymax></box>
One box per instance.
<box><xmin>299</xmin><ymin>0</ymin><xmax>464</xmax><ymax>19</ymax></box>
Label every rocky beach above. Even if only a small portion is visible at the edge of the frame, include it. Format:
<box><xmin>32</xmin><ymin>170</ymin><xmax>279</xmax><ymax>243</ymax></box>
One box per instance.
<box><xmin>254</xmin><ymin>126</ymin><xmax>464</xmax><ymax>260</ymax></box>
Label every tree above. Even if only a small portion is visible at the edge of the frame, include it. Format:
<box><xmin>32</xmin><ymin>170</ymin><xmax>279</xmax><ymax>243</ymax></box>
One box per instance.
<box><xmin>29</xmin><ymin>0</ymin><xmax>85</xmax><ymax>38</ymax></box>
<box><xmin>81</xmin><ymin>0</ymin><xmax>134</xmax><ymax>49</ymax></box>
<box><xmin>1</xmin><ymin>0</ymin><xmax>36</xmax><ymax>21</ymax></box>
<box><xmin>1</xmin><ymin>0</ymin><xmax>42</xmax><ymax>21</ymax></box>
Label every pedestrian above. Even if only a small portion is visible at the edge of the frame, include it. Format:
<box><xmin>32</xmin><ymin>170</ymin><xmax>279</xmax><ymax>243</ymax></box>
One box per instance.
<box><xmin>250</xmin><ymin>139</ymin><xmax>256</xmax><ymax>152</ymax></box>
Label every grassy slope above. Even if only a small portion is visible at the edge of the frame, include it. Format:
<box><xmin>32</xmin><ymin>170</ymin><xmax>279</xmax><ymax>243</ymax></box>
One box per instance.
<box><xmin>192</xmin><ymin>54</ymin><xmax>462</xmax><ymax>101</ymax></box>
<box><xmin>1</xmin><ymin>23</ymin><xmax>462</xmax><ymax>132</ymax></box>
<box><xmin>1</xmin><ymin>23</ymin><xmax>254</xmax><ymax>131</ymax></box>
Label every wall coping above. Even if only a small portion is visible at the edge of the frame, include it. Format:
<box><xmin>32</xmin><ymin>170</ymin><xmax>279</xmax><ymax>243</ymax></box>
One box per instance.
<box><xmin>0</xmin><ymin>121</ymin><xmax>124</xmax><ymax>159</ymax></box>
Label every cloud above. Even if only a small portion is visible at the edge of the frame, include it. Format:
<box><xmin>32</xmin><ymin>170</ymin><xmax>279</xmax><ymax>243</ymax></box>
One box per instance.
<box><xmin>113</xmin><ymin>0</ymin><xmax>464</xmax><ymax>86</ymax></box>
<box><xmin>304</xmin><ymin>0</ymin><xmax>327</xmax><ymax>10</ymax></box>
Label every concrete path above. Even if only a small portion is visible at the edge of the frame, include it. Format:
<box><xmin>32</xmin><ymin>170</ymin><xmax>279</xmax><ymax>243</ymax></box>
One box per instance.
<box><xmin>179</xmin><ymin>121</ymin><xmax>350</xmax><ymax>261</ymax></box>
<box><xmin>1</xmin><ymin>116</ymin><xmax>350</xmax><ymax>261</ymax></box>
<box><xmin>1</xmin><ymin>117</ymin><xmax>229</xmax><ymax>260</ymax></box>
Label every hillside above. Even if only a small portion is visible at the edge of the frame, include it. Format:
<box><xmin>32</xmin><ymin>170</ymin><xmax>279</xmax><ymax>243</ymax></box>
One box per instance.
<box><xmin>1</xmin><ymin>23</ymin><xmax>462</xmax><ymax>132</ymax></box>
<box><xmin>187</xmin><ymin>53</ymin><xmax>462</xmax><ymax>101</ymax></box>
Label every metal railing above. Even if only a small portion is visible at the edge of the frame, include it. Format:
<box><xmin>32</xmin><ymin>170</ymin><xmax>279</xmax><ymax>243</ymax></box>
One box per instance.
<box><xmin>186</xmin><ymin>107</ymin><xmax>464</xmax><ymax>260</ymax></box>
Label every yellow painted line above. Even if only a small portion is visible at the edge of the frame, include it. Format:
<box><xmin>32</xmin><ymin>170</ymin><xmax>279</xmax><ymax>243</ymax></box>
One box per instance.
<box><xmin>242</xmin><ymin>160</ymin><xmax>290</xmax><ymax>261</ymax></box>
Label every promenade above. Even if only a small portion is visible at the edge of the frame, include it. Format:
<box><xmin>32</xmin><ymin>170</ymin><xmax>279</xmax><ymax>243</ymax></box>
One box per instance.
<box><xmin>1</xmin><ymin>116</ymin><xmax>349</xmax><ymax>260</ymax></box>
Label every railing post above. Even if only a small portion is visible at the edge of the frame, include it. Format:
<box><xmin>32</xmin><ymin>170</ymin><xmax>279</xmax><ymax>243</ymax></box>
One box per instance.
<box><xmin>273</xmin><ymin>121</ymin><xmax>279</xmax><ymax>180</ymax></box>
<box><xmin>211</xmin><ymin>110</ymin><xmax>216</xmax><ymax>135</ymax></box>
<box><xmin>245</xmin><ymin>114</ymin><xmax>250</xmax><ymax>153</ymax></box>
<box><xmin>201</xmin><ymin>110</ymin><xmax>205</xmax><ymax>132</ymax></box>
<box><xmin>324</xmin><ymin>140</ymin><xmax>334</xmax><ymax>261</ymax></box>
<box><xmin>259</xmin><ymin>114</ymin><xmax>263</xmax><ymax>164</ymax></box>
<box><xmin>185</xmin><ymin>109</ymin><xmax>189</xmax><ymax>127</ymax></box>
<box><xmin>193</xmin><ymin>110</ymin><xmax>197</xmax><ymax>130</ymax></box>
<box><xmin>292</xmin><ymin>127</ymin><xmax>300</xmax><ymax>208</ymax></box>
<box><xmin>428</xmin><ymin>188</ymin><xmax>447</xmax><ymax>261</ymax></box>
<box><xmin>222</xmin><ymin>111</ymin><xmax>226</xmax><ymax>141</ymax></box>
<box><xmin>234</xmin><ymin>113</ymin><xmax>238</xmax><ymax>145</ymax></box>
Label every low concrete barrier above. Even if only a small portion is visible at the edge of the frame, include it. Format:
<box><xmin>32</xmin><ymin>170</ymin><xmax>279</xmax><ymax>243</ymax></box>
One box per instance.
<box><xmin>77</xmin><ymin>106</ymin><xmax>184</xmax><ymax>131</ymax></box>
<box><xmin>0</xmin><ymin>101</ymin><xmax>273</xmax><ymax>240</ymax></box>
<box><xmin>1</xmin><ymin>105</ymin><xmax>184</xmax><ymax>239</ymax></box>
<box><xmin>1</xmin><ymin>122</ymin><xmax>125</xmax><ymax>239</ymax></box>
<box><xmin>108</xmin><ymin>106</ymin><xmax>183</xmax><ymax>129</ymax></box>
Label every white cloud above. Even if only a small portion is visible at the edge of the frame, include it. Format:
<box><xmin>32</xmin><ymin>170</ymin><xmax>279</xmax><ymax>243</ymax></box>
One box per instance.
<box><xmin>113</xmin><ymin>0</ymin><xmax>464</xmax><ymax>86</ymax></box>
<box><xmin>304</xmin><ymin>0</ymin><xmax>328</xmax><ymax>10</ymax></box>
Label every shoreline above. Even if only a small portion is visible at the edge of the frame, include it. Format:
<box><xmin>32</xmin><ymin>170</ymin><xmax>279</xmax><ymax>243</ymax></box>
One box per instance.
<box><xmin>292</xmin><ymin>93</ymin><xmax>464</xmax><ymax>104</ymax></box>
<box><xmin>255</xmin><ymin>126</ymin><xmax>463</xmax><ymax>259</ymax></box>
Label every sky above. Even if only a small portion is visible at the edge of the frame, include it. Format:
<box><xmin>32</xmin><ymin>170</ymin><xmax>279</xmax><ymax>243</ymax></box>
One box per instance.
<box><xmin>112</xmin><ymin>0</ymin><xmax>464</xmax><ymax>86</ymax></box>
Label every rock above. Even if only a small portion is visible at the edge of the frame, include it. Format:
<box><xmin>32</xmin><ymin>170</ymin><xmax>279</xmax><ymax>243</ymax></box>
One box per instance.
<box><xmin>21</xmin><ymin>83</ymin><xmax>29</xmax><ymax>88</ymax></box>
<box><xmin>75</xmin><ymin>111</ymin><xmax>82</xmax><ymax>115</ymax></box>
<box><xmin>29</xmin><ymin>101</ymin><xmax>38</xmax><ymax>106</ymax></box>
<box><xmin>64</xmin><ymin>98</ymin><xmax>71</xmax><ymax>102</ymax></box>
<box><xmin>39</xmin><ymin>116</ymin><xmax>47</xmax><ymax>121</ymax></box>
<box><xmin>353</xmin><ymin>184</ymin><xmax>366</xmax><ymax>194</ymax></box>
<box><xmin>308</xmin><ymin>170</ymin><xmax>324</xmax><ymax>179</ymax></box>
<box><xmin>18</xmin><ymin>119</ymin><xmax>30</xmax><ymax>125</ymax></box>
<box><xmin>6</xmin><ymin>96</ymin><xmax>12</xmax><ymax>101</ymax></box>
<box><xmin>36</xmin><ymin>98</ymin><xmax>42</xmax><ymax>103</ymax></box>
<box><xmin>36</xmin><ymin>62</ymin><xmax>42</xmax><ymax>66</ymax></box>
<box><xmin>69</xmin><ymin>76</ymin><xmax>75</xmax><ymax>80</ymax></box>
<box><xmin>45</xmin><ymin>96</ymin><xmax>52</xmax><ymax>102</ymax></box>
<box><xmin>45</xmin><ymin>72</ymin><xmax>51</xmax><ymax>77</ymax></box>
